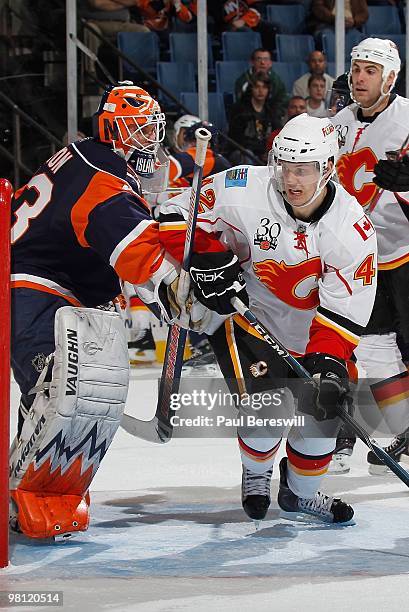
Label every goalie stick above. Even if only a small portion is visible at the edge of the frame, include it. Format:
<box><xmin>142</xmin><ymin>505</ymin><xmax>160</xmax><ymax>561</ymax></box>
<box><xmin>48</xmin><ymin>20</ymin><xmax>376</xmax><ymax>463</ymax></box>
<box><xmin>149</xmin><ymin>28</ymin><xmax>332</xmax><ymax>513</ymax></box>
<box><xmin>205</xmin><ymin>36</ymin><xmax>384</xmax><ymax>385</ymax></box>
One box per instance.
<box><xmin>121</xmin><ymin>127</ymin><xmax>212</xmax><ymax>443</ymax></box>
<box><xmin>230</xmin><ymin>296</ymin><xmax>409</xmax><ymax>488</ymax></box>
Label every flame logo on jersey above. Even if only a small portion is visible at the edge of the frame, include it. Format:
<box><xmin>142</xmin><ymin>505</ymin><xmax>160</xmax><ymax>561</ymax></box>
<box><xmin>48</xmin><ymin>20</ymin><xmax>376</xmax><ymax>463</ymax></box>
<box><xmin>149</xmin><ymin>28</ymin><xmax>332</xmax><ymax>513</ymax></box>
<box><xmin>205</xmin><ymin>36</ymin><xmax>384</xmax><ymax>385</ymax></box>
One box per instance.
<box><xmin>337</xmin><ymin>148</ymin><xmax>378</xmax><ymax>206</ymax></box>
<box><xmin>253</xmin><ymin>257</ymin><xmax>322</xmax><ymax>310</ymax></box>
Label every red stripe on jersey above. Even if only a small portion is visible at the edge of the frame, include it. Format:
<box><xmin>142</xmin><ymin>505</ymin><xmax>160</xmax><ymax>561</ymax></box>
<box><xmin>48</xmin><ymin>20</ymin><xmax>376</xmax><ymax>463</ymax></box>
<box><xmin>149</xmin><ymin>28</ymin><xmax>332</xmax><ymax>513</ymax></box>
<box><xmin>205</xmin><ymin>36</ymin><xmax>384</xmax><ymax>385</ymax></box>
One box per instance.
<box><xmin>306</xmin><ymin>318</ymin><xmax>357</xmax><ymax>361</ymax></box>
<box><xmin>395</xmin><ymin>192</ymin><xmax>409</xmax><ymax>206</ymax></box>
<box><xmin>71</xmin><ymin>172</ymin><xmax>129</xmax><ymax>247</ymax></box>
<box><xmin>371</xmin><ymin>371</ymin><xmax>409</xmax><ymax>403</ymax></box>
<box><xmin>129</xmin><ymin>296</ymin><xmax>145</xmax><ymax>308</ymax></box>
<box><xmin>286</xmin><ymin>443</ymin><xmax>332</xmax><ymax>470</ymax></box>
<box><xmin>114</xmin><ymin>223</ymin><xmax>164</xmax><ymax>285</ymax></box>
<box><xmin>159</xmin><ymin>226</ymin><xmax>225</xmax><ymax>263</ymax></box>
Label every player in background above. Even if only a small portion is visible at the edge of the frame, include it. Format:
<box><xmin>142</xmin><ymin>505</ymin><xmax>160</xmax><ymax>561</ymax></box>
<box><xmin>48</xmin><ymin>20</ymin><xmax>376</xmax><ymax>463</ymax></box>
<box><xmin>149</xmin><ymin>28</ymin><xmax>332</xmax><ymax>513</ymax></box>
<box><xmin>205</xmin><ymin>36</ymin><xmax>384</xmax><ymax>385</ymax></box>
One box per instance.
<box><xmin>127</xmin><ymin>114</ymin><xmax>232</xmax><ymax>368</ymax></box>
<box><xmin>332</xmin><ymin>38</ymin><xmax>409</xmax><ymax>474</ymax></box>
<box><xmin>324</xmin><ymin>73</ymin><xmax>358</xmax><ymax>473</ymax></box>
<box><xmin>9</xmin><ymin>83</ymin><xmax>205</xmax><ymax>540</ymax></box>
<box><xmin>169</xmin><ymin>115</ymin><xmax>232</xmax><ymax>368</ymax></box>
<box><xmin>159</xmin><ymin>114</ymin><xmax>377</xmax><ymax>524</ymax></box>
<box><xmin>168</xmin><ymin>114</ymin><xmax>231</xmax><ymax>192</ymax></box>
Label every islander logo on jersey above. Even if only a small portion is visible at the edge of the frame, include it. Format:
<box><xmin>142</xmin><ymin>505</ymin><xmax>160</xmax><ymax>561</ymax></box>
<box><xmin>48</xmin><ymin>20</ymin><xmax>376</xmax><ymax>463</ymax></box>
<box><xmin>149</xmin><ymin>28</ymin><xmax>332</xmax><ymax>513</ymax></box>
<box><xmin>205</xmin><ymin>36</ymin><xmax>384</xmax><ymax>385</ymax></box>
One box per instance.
<box><xmin>337</xmin><ymin>148</ymin><xmax>378</xmax><ymax>206</ymax></box>
<box><xmin>225</xmin><ymin>168</ymin><xmax>248</xmax><ymax>188</ymax></box>
<box><xmin>254</xmin><ymin>257</ymin><xmax>322</xmax><ymax>309</ymax></box>
<box><xmin>254</xmin><ymin>218</ymin><xmax>281</xmax><ymax>250</ymax></box>
<box><xmin>353</xmin><ymin>215</ymin><xmax>375</xmax><ymax>241</ymax></box>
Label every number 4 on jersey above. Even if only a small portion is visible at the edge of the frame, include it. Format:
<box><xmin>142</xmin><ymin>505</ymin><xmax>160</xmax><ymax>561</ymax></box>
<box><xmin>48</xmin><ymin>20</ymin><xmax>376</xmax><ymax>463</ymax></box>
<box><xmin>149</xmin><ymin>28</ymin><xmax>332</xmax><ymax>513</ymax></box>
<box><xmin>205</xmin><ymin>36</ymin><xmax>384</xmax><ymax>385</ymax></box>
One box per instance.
<box><xmin>354</xmin><ymin>253</ymin><xmax>376</xmax><ymax>285</ymax></box>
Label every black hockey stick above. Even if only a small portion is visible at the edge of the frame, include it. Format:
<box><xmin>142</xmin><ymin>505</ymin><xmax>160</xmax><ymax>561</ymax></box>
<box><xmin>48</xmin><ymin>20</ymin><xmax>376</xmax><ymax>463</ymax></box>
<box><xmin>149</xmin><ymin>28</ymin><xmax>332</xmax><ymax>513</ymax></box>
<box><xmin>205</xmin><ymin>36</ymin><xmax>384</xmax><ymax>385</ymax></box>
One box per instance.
<box><xmin>231</xmin><ymin>296</ymin><xmax>409</xmax><ymax>488</ymax></box>
<box><xmin>121</xmin><ymin>127</ymin><xmax>212</xmax><ymax>443</ymax></box>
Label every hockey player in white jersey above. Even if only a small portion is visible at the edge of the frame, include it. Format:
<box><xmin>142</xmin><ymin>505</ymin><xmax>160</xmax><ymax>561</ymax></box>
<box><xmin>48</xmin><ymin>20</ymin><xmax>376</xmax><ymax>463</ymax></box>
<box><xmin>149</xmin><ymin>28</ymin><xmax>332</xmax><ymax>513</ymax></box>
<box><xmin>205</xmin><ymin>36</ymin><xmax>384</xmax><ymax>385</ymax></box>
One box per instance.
<box><xmin>332</xmin><ymin>38</ymin><xmax>409</xmax><ymax>473</ymax></box>
<box><xmin>160</xmin><ymin>114</ymin><xmax>377</xmax><ymax>524</ymax></box>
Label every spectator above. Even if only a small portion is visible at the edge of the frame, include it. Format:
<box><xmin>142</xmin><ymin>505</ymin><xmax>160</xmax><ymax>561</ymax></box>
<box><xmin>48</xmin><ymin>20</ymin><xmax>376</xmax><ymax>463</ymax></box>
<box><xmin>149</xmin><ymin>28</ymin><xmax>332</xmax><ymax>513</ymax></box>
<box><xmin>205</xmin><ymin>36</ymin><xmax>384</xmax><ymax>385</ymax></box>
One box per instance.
<box><xmin>265</xmin><ymin>95</ymin><xmax>307</xmax><ymax>151</ymax></box>
<box><xmin>306</xmin><ymin>74</ymin><xmax>328</xmax><ymax>118</ymax></box>
<box><xmin>228</xmin><ymin>71</ymin><xmax>281</xmax><ymax>164</ymax></box>
<box><xmin>307</xmin><ymin>0</ymin><xmax>368</xmax><ymax>38</ymax></box>
<box><xmin>222</xmin><ymin>0</ymin><xmax>279</xmax><ymax>53</ymax></box>
<box><xmin>81</xmin><ymin>0</ymin><xmax>149</xmax><ymax>78</ymax></box>
<box><xmin>292</xmin><ymin>51</ymin><xmax>334</xmax><ymax>99</ymax></box>
<box><xmin>135</xmin><ymin>1</ymin><xmax>196</xmax><ymax>37</ymax></box>
<box><xmin>235</xmin><ymin>48</ymin><xmax>288</xmax><ymax>120</ymax></box>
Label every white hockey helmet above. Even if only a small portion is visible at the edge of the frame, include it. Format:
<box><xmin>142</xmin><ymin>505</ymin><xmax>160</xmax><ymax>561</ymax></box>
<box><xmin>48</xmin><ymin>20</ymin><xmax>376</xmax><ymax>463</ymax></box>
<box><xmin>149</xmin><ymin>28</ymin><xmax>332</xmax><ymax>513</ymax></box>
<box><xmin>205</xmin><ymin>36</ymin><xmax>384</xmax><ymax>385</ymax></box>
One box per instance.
<box><xmin>173</xmin><ymin>114</ymin><xmax>200</xmax><ymax>150</ymax></box>
<box><xmin>268</xmin><ymin>113</ymin><xmax>339</xmax><ymax>208</ymax></box>
<box><xmin>349</xmin><ymin>37</ymin><xmax>401</xmax><ymax>109</ymax></box>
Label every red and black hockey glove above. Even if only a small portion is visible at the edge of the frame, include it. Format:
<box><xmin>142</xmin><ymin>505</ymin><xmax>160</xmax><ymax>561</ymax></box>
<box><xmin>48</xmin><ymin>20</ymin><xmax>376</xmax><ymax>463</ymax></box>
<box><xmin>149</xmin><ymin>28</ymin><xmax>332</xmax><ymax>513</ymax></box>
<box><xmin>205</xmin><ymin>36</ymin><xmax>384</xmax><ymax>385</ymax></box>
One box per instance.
<box><xmin>189</xmin><ymin>250</ymin><xmax>249</xmax><ymax>315</ymax></box>
<box><xmin>298</xmin><ymin>353</ymin><xmax>350</xmax><ymax>421</ymax></box>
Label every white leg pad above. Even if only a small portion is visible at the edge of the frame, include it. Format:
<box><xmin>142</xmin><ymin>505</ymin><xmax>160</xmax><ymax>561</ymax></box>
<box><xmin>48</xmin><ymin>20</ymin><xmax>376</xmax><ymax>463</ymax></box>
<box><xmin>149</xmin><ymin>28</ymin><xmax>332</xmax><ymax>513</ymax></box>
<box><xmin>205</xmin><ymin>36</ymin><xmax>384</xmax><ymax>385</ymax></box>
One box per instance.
<box><xmin>10</xmin><ymin>306</ymin><xmax>130</xmax><ymax>493</ymax></box>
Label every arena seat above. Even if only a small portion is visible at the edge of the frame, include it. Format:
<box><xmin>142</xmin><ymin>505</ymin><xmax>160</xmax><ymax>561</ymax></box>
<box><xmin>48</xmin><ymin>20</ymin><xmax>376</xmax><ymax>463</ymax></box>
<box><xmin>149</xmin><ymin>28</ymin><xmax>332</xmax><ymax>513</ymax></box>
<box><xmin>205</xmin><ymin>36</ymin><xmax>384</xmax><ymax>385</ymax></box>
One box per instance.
<box><xmin>222</xmin><ymin>31</ymin><xmax>263</xmax><ymax>61</ymax></box>
<box><xmin>179</xmin><ymin>92</ymin><xmax>227</xmax><ymax>130</ymax></box>
<box><xmin>117</xmin><ymin>32</ymin><xmax>159</xmax><ymax>78</ymax></box>
<box><xmin>266</xmin><ymin>4</ymin><xmax>306</xmax><ymax>34</ymax></box>
<box><xmin>275</xmin><ymin>34</ymin><xmax>315</xmax><ymax>62</ymax></box>
<box><xmin>157</xmin><ymin>62</ymin><xmax>196</xmax><ymax>108</ymax></box>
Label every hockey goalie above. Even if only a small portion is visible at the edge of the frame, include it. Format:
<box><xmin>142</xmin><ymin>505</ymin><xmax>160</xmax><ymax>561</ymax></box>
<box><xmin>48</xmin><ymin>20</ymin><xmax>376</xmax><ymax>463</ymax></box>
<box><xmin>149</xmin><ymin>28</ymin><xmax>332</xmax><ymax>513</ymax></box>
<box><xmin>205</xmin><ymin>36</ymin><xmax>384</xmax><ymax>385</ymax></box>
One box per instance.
<box><xmin>8</xmin><ymin>83</ymin><xmax>203</xmax><ymax>540</ymax></box>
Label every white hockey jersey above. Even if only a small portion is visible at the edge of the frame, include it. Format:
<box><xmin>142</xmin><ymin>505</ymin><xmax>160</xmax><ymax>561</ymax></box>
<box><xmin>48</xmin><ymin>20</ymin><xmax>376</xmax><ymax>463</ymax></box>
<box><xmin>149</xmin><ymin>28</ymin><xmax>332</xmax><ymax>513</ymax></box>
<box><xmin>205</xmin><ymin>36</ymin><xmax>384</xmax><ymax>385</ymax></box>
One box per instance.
<box><xmin>333</xmin><ymin>95</ymin><xmax>409</xmax><ymax>269</ymax></box>
<box><xmin>160</xmin><ymin>166</ymin><xmax>377</xmax><ymax>359</ymax></box>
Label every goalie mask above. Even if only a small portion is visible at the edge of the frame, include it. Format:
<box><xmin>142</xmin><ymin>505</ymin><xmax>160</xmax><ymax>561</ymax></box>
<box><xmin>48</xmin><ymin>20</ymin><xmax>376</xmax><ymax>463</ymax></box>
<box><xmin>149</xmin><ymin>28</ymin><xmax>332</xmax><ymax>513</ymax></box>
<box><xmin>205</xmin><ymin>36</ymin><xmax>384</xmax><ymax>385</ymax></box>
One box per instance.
<box><xmin>92</xmin><ymin>81</ymin><xmax>166</xmax><ymax>172</ymax></box>
<box><xmin>348</xmin><ymin>38</ymin><xmax>401</xmax><ymax>112</ymax></box>
<box><xmin>268</xmin><ymin>114</ymin><xmax>339</xmax><ymax>209</ymax></box>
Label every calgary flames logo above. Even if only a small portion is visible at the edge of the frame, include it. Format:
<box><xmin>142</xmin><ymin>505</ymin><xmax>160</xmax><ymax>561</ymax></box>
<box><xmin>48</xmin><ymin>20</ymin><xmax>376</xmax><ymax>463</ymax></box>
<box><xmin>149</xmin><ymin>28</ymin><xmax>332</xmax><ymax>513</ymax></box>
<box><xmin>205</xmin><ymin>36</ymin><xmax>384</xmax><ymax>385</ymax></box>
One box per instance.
<box><xmin>337</xmin><ymin>147</ymin><xmax>378</xmax><ymax>206</ymax></box>
<box><xmin>253</xmin><ymin>258</ymin><xmax>322</xmax><ymax>310</ymax></box>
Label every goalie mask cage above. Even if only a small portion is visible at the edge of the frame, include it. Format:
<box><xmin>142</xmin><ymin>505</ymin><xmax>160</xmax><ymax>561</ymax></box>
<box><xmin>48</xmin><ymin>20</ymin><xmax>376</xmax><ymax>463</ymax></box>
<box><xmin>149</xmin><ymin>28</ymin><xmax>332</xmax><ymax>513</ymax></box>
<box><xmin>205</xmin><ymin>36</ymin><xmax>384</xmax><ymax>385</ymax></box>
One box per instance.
<box><xmin>0</xmin><ymin>178</ymin><xmax>12</xmax><ymax>568</ymax></box>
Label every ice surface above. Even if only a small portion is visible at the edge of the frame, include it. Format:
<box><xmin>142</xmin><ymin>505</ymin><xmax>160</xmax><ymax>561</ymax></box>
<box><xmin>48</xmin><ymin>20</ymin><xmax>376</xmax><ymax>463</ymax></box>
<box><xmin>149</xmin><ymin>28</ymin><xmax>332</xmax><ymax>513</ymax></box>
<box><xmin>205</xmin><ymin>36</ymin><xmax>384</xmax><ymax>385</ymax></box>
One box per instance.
<box><xmin>2</xmin><ymin>372</ymin><xmax>409</xmax><ymax>611</ymax></box>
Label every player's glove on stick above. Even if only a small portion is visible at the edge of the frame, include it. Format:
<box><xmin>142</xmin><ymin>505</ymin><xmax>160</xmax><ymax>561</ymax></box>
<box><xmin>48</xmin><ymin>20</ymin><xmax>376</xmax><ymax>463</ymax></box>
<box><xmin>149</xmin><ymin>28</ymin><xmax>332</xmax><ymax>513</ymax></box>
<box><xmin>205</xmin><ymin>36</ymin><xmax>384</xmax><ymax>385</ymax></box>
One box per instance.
<box><xmin>373</xmin><ymin>155</ymin><xmax>409</xmax><ymax>192</ymax></box>
<box><xmin>189</xmin><ymin>250</ymin><xmax>249</xmax><ymax>315</ymax></box>
<box><xmin>298</xmin><ymin>353</ymin><xmax>350</xmax><ymax>421</ymax></box>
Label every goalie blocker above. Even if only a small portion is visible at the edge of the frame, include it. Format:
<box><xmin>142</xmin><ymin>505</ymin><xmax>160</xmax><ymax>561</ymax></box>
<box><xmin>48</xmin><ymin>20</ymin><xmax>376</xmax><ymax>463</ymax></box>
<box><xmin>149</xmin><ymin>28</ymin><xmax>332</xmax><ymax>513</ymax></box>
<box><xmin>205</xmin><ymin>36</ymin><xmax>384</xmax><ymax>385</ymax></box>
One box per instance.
<box><xmin>9</xmin><ymin>306</ymin><xmax>129</xmax><ymax>539</ymax></box>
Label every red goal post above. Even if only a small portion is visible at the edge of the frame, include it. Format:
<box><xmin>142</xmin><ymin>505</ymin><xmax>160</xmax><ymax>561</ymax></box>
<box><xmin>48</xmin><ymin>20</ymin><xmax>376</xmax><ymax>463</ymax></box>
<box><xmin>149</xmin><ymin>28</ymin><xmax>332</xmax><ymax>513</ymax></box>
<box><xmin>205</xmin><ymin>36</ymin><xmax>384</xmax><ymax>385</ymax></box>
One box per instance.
<box><xmin>0</xmin><ymin>178</ymin><xmax>12</xmax><ymax>568</ymax></box>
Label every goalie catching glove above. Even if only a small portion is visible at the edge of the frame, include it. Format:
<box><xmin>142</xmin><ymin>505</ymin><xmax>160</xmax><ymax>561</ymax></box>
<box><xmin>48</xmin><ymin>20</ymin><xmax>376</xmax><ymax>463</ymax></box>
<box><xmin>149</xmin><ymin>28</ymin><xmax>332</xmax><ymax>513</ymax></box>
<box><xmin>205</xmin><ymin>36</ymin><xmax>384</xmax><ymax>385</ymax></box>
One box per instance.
<box><xmin>373</xmin><ymin>154</ymin><xmax>409</xmax><ymax>192</ymax></box>
<box><xmin>298</xmin><ymin>353</ymin><xmax>350</xmax><ymax>421</ymax></box>
<box><xmin>189</xmin><ymin>250</ymin><xmax>249</xmax><ymax>315</ymax></box>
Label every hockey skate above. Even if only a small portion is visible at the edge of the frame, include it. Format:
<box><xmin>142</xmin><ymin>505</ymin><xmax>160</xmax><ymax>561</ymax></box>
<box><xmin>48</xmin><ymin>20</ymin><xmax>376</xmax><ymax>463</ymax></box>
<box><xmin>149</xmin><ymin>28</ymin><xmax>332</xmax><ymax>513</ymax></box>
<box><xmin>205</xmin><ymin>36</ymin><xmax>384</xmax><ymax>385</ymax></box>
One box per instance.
<box><xmin>128</xmin><ymin>327</ymin><xmax>156</xmax><ymax>366</ymax></box>
<box><xmin>367</xmin><ymin>433</ymin><xmax>409</xmax><ymax>475</ymax></box>
<box><xmin>328</xmin><ymin>438</ymin><xmax>356</xmax><ymax>474</ymax></box>
<box><xmin>277</xmin><ymin>458</ymin><xmax>354</xmax><ymax>524</ymax></box>
<box><xmin>182</xmin><ymin>339</ymin><xmax>219</xmax><ymax>376</ymax></box>
<box><xmin>241</xmin><ymin>465</ymin><xmax>273</xmax><ymax>527</ymax></box>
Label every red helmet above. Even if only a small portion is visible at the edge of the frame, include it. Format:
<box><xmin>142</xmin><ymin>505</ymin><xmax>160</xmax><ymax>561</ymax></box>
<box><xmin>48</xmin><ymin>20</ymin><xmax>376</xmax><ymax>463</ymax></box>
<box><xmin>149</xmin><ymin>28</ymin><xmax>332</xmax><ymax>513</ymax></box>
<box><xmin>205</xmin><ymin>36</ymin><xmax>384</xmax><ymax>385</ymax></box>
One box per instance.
<box><xmin>92</xmin><ymin>82</ymin><xmax>166</xmax><ymax>161</ymax></box>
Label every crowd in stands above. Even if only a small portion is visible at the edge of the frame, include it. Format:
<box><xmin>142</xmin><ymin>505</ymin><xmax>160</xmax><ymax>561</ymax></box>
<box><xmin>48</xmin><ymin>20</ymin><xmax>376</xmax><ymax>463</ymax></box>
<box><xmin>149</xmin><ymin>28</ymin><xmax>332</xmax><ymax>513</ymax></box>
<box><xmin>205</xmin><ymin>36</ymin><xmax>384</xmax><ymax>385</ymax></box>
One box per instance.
<box><xmin>2</xmin><ymin>0</ymin><xmax>407</xmax><ymax>181</ymax></box>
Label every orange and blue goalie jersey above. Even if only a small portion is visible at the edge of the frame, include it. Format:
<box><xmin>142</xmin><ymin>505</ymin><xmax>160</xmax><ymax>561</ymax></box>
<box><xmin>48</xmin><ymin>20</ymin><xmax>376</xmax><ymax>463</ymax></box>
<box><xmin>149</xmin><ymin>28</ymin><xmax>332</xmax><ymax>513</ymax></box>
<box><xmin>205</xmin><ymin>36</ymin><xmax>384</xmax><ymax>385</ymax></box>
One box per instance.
<box><xmin>11</xmin><ymin>138</ymin><xmax>166</xmax><ymax>307</ymax></box>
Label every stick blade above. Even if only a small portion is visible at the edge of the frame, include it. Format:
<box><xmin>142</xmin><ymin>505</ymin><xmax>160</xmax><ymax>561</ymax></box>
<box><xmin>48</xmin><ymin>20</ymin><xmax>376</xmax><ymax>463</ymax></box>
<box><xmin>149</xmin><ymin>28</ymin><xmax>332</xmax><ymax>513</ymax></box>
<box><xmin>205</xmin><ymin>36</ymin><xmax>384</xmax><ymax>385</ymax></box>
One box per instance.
<box><xmin>120</xmin><ymin>413</ymin><xmax>169</xmax><ymax>444</ymax></box>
